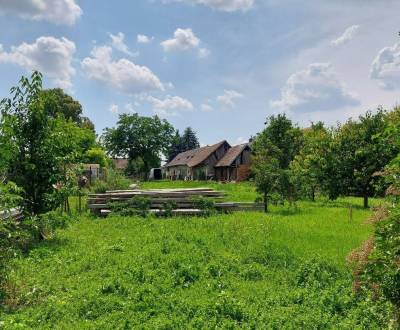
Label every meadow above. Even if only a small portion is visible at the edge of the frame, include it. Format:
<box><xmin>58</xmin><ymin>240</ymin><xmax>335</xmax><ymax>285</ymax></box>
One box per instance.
<box><xmin>0</xmin><ymin>182</ymin><xmax>391</xmax><ymax>329</ymax></box>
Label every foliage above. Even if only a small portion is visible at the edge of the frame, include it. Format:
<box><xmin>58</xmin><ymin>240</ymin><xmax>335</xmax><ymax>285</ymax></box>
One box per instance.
<box><xmin>191</xmin><ymin>196</ymin><xmax>216</xmax><ymax>215</ymax></box>
<box><xmin>167</xmin><ymin>127</ymin><xmax>200</xmax><ymax>162</ymax></box>
<box><xmin>108</xmin><ymin>196</ymin><xmax>152</xmax><ymax>217</ymax></box>
<box><xmin>102</xmin><ymin>113</ymin><xmax>175</xmax><ymax>178</ymax></box>
<box><xmin>0</xmin><ymin>72</ymin><xmax>94</xmax><ymax>214</ymax></box>
<box><xmin>90</xmin><ymin>168</ymin><xmax>131</xmax><ymax>193</ymax></box>
<box><xmin>252</xmin><ymin>114</ymin><xmax>303</xmax><ymax>211</ymax></box>
<box><xmin>290</xmin><ymin>122</ymin><xmax>330</xmax><ymax>201</ymax></box>
<box><xmin>162</xmin><ymin>201</ymin><xmax>177</xmax><ymax>217</ymax></box>
<box><xmin>334</xmin><ymin>109</ymin><xmax>398</xmax><ymax>208</ymax></box>
<box><xmin>84</xmin><ymin>147</ymin><xmax>109</xmax><ymax>168</ymax></box>
<box><xmin>41</xmin><ymin>88</ymin><xmax>95</xmax><ymax>132</ymax></box>
<box><xmin>0</xmin><ymin>182</ymin><xmax>23</xmax><ymax>214</ymax></box>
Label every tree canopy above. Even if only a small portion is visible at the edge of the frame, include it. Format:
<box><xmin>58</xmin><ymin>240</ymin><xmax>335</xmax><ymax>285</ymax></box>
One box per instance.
<box><xmin>102</xmin><ymin>113</ymin><xmax>175</xmax><ymax>178</ymax></box>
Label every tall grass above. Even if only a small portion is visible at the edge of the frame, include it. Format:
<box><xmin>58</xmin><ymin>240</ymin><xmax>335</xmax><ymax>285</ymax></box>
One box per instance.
<box><xmin>0</xmin><ymin>182</ymin><xmax>391</xmax><ymax>328</ymax></box>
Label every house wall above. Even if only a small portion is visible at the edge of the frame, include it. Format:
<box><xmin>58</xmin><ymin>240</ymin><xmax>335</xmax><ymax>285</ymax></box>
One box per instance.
<box><xmin>163</xmin><ymin>165</ymin><xmax>191</xmax><ymax>180</ymax></box>
<box><xmin>201</xmin><ymin>142</ymin><xmax>230</xmax><ymax>179</ymax></box>
<box><xmin>215</xmin><ymin>147</ymin><xmax>252</xmax><ymax>182</ymax></box>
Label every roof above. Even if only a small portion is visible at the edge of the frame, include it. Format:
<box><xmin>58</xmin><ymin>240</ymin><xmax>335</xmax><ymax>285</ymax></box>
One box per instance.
<box><xmin>215</xmin><ymin>143</ymin><xmax>249</xmax><ymax>167</ymax></box>
<box><xmin>165</xmin><ymin>140</ymin><xmax>228</xmax><ymax>168</ymax></box>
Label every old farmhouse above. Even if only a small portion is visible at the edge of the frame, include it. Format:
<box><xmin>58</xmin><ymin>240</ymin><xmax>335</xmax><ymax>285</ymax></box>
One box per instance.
<box><xmin>163</xmin><ymin>140</ymin><xmax>251</xmax><ymax>181</ymax></box>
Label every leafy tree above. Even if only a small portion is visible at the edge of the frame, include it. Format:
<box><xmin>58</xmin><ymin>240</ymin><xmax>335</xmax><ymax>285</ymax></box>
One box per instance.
<box><xmin>336</xmin><ymin>109</ymin><xmax>398</xmax><ymax>208</ymax></box>
<box><xmin>252</xmin><ymin>114</ymin><xmax>303</xmax><ymax>211</ymax></box>
<box><xmin>84</xmin><ymin>147</ymin><xmax>109</xmax><ymax>168</ymax></box>
<box><xmin>290</xmin><ymin>122</ymin><xmax>331</xmax><ymax>201</ymax></box>
<box><xmin>41</xmin><ymin>88</ymin><xmax>95</xmax><ymax>132</ymax></box>
<box><xmin>180</xmin><ymin>127</ymin><xmax>200</xmax><ymax>151</ymax></box>
<box><xmin>167</xmin><ymin>130</ymin><xmax>183</xmax><ymax>162</ymax></box>
<box><xmin>102</xmin><ymin>113</ymin><xmax>175</xmax><ymax>178</ymax></box>
<box><xmin>0</xmin><ymin>72</ymin><xmax>93</xmax><ymax>214</ymax></box>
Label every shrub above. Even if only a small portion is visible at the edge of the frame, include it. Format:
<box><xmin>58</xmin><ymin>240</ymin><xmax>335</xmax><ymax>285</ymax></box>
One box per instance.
<box><xmin>108</xmin><ymin>197</ymin><xmax>152</xmax><ymax>217</ymax></box>
<box><xmin>162</xmin><ymin>201</ymin><xmax>177</xmax><ymax>217</ymax></box>
<box><xmin>191</xmin><ymin>196</ymin><xmax>215</xmax><ymax>216</ymax></box>
<box><xmin>91</xmin><ymin>168</ymin><xmax>132</xmax><ymax>193</ymax></box>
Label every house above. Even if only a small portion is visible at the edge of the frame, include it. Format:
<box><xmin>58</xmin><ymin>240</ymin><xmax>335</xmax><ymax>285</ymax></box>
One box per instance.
<box><xmin>214</xmin><ymin>143</ymin><xmax>252</xmax><ymax>181</ymax></box>
<box><xmin>163</xmin><ymin>140</ymin><xmax>231</xmax><ymax>180</ymax></box>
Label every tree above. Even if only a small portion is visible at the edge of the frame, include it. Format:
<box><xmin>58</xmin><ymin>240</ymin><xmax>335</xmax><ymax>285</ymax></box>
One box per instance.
<box><xmin>290</xmin><ymin>122</ymin><xmax>330</xmax><ymax>201</ymax></box>
<box><xmin>102</xmin><ymin>113</ymin><xmax>175</xmax><ymax>178</ymax></box>
<box><xmin>336</xmin><ymin>109</ymin><xmax>398</xmax><ymax>208</ymax></box>
<box><xmin>180</xmin><ymin>127</ymin><xmax>200</xmax><ymax>151</ymax></box>
<box><xmin>166</xmin><ymin>127</ymin><xmax>200</xmax><ymax>162</ymax></box>
<box><xmin>167</xmin><ymin>130</ymin><xmax>183</xmax><ymax>162</ymax></box>
<box><xmin>41</xmin><ymin>88</ymin><xmax>95</xmax><ymax>132</ymax></box>
<box><xmin>252</xmin><ymin>114</ymin><xmax>303</xmax><ymax>211</ymax></box>
<box><xmin>0</xmin><ymin>72</ymin><xmax>94</xmax><ymax>214</ymax></box>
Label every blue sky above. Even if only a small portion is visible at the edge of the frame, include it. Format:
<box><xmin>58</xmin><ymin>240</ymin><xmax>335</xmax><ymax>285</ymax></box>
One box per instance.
<box><xmin>0</xmin><ymin>0</ymin><xmax>400</xmax><ymax>146</ymax></box>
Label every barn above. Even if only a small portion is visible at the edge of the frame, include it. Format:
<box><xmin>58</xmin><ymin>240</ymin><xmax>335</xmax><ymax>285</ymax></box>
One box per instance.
<box><xmin>214</xmin><ymin>143</ymin><xmax>252</xmax><ymax>181</ymax></box>
<box><xmin>163</xmin><ymin>140</ymin><xmax>231</xmax><ymax>180</ymax></box>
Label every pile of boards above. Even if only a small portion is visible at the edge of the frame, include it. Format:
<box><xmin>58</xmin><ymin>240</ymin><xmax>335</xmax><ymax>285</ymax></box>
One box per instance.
<box><xmin>87</xmin><ymin>187</ymin><xmax>263</xmax><ymax>217</ymax></box>
<box><xmin>0</xmin><ymin>208</ymin><xmax>23</xmax><ymax>221</ymax></box>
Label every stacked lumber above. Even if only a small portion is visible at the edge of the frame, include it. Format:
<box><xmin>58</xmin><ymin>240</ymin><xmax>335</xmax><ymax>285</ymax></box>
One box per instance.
<box><xmin>88</xmin><ymin>188</ymin><xmax>263</xmax><ymax>217</ymax></box>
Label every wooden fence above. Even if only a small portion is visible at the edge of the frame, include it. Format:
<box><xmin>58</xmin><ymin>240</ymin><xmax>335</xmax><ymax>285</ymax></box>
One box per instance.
<box><xmin>87</xmin><ymin>188</ymin><xmax>263</xmax><ymax>217</ymax></box>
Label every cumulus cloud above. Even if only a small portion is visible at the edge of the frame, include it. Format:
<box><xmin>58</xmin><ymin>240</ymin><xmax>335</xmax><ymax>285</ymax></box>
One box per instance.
<box><xmin>0</xmin><ymin>36</ymin><xmax>76</xmax><ymax>89</ymax></box>
<box><xmin>201</xmin><ymin>103</ymin><xmax>213</xmax><ymax>112</ymax></box>
<box><xmin>109</xmin><ymin>32</ymin><xmax>136</xmax><ymax>57</ymax></box>
<box><xmin>145</xmin><ymin>95</ymin><xmax>193</xmax><ymax>116</ymax></box>
<box><xmin>137</xmin><ymin>34</ymin><xmax>152</xmax><ymax>44</ymax></box>
<box><xmin>270</xmin><ymin>63</ymin><xmax>359</xmax><ymax>112</ymax></box>
<box><xmin>370</xmin><ymin>43</ymin><xmax>400</xmax><ymax>90</ymax></box>
<box><xmin>217</xmin><ymin>90</ymin><xmax>244</xmax><ymax>107</ymax></box>
<box><xmin>81</xmin><ymin>45</ymin><xmax>164</xmax><ymax>94</ymax></box>
<box><xmin>331</xmin><ymin>25</ymin><xmax>360</xmax><ymax>47</ymax></box>
<box><xmin>109</xmin><ymin>104</ymin><xmax>119</xmax><ymax>114</ymax></box>
<box><xmin>161</xmin><ymin>28</ymin><xmax>209</xmax><ymax>57</ymax></box>
<box><xmin>0</xmin><ymin>0</ymin><xmax>82</xmax><ymax>25</ymax></box>
<box><xmin>162</xmin><ymin>0</ymin><xmax>254</xmax><ymax>12</ymax></box>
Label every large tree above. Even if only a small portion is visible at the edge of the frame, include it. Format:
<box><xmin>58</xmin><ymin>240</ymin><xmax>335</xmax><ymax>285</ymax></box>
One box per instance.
<box><xmin>41</xmin><ymin>88</ymin><xmax>95</xmax><ymax>132</ymax></box>
<box><xmin>180</xmin><ymin>127</ymin><xmax>200</xmax><ymax>151</ymax></box>
<box><xmin>102</xmin><ymin>113</ymin><xmax>175</xmax><ymax>178</ymax></box>
<box><xmin>252</xmin><ymin>114</ymin><xmax>303</xmax><ymax>211</ymax></box>
<box><xmin>336</xmin><ymin>109</ymin><xmax>398</xmax><ymax>208</ymax></box>
<box><xmin>167</xmin><ymin>127</ymin><xmax>200</xmax><ymax>162</ymax></box>
<box><xmin>0</xmin><ymin>72</ymin><xmax>94</xmax><ymax>214</ymax></box>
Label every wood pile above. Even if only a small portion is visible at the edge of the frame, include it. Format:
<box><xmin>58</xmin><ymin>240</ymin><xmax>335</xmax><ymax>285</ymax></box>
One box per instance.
<box><xmin>87</xmin><ymin>188</ymin><xmax>263</xmax><ymax>217</ymax></box>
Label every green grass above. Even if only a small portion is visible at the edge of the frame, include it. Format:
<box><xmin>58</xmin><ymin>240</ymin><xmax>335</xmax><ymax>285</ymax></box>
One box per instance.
<box><xmin>0</xmin><ymin>182</ymin><xmax>391</xmax><ymax>329</ymax></box>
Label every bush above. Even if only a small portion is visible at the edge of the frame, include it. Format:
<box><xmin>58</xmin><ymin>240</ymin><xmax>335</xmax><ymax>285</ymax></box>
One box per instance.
<box><xmin>191</xmin><ymin>196</ymin><xmax>215</xmax><ymax>216</ymax></box>
<box><xmin>108</xmin><ymin>197</ymin><xmax>152</xmax><ymax>217</ymax></box>
<box><xmin>91</xmin><ymin>168</ymin><xmax>132</xmax><ymax>193</ymax></box>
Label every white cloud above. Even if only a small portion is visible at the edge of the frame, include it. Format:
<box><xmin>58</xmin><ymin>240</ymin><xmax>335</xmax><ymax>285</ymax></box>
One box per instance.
<box><xmin>217</xmin><ymin>90</ymin><xmax>244</xmax><ymax>107</ymax></box>
<box><xmin>370</xmin><ymin>43</ymin><xmax>400</xmax><ymax>90</ymax></box>
<box><xmin>109</xmin><ymin>104</ymin><xmax>119</xmax><ymax>114</ymax></box>
<box><xmin>201</xmin><ymin>103</ymin><xmax>213</xmax><ymax>112</ymax></box>
<box><xmin>0</xmin><ymin>0</ymin><xmax>82</xmax><ymax>25</ymax></box>
<box><xmin>161</xmin><ymin>28</ymin><xmax>210</xmax><ymax>58</ymax></box>
<box><xmin>161</xmin><ymin>28</ymin><xmax>200</xmax><ymax>52</ymax></box>
<box><xmin>331</xmin><ymin>25</ymin><xmax>360</xmax><ymax>47</ymax></box>
<box><xmin>144</xmin><ymin>95</ymin><xmax>193</xmax><ymax>116</ymax></box>
<box><xmin>162</xmin><ymin>0</ymin><xmax>254</xmax><ymax>12</ymax></box>
<box><xmin>137</xmin><ymin>34</ymin><xmax>152</xmax><ymax>44</ymax></box>
<box><xmin>109</xmin><ymin>32</ymin><xmax>136</xmax><ymax>57</ymax></box>
<box><xmin>81</xmin><ymin>45</ymin><xmax>164</xmax><ymax>94</ymax></box>
<box><xmin>270</xmin><ymin>63</ymin><xmax>359</xmax><ymax>112</ymax></box>
<box><xmin>198</xmin><ymin>47</ymin><xmax>211</xmax><ymax>58</ymax></box>
<box><xmin>0</xmin><ymin>36</ymin><xmax>76</xmax><ymax>89</ymax></box>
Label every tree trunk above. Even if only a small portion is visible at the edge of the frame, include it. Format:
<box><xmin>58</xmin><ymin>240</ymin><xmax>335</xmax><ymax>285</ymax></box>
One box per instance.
<box><xmin>264</xmin><ymin>192</ymin><xmax>268</xmax><ymax>213</ymax></box>
<box><xmin>311</xmin><ymin>187</ymin><xmax>315</xmax><ymax>202</ymax></box>
<box><xmin>363</xmin><ymin>194</ymin><xmax>369</xmax><ymax>209</ymax></box>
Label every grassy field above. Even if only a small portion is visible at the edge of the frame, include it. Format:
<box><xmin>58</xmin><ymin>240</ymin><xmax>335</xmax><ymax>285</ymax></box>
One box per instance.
<box><xmin>0</xmin><ymin>182</ymin><xmax>390</xmax><ymax>329</ymax></box>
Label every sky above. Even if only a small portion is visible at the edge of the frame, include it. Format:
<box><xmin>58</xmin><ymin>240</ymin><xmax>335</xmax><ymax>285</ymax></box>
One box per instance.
<box><xmin>0</xmin><ymin>0</ymin><xmax>400</xmax><ymax>146</ymax></box>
